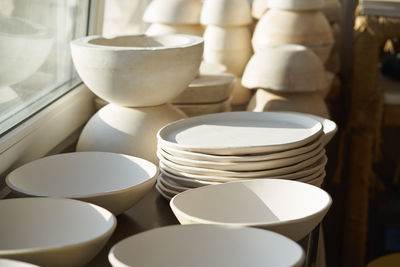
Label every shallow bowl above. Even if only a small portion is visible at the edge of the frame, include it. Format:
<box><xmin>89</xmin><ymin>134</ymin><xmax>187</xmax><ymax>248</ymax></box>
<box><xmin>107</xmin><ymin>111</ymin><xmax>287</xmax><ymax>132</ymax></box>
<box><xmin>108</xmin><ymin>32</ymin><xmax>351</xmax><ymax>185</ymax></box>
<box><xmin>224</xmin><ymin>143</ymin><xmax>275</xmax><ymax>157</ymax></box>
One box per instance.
<box><xmin>71</xmin><ymin>34</ymin><xmax>203</xmax><ymax>107</ymax></box>
<box><xmin>109</xmin><ymin>224</ymin><xmax>304</xmax><ymax>267</ymax></box>
<box><xmin>170</xmin><ymin>179</ymin><xmax>332</xmax><ymax>241</ymax></box>
<box><xmin>143</xmin><ymin>0</ymin><xmax>202</xmax><ymax>24</ymax></box>
<box><xmin>6</xmin><ymin>152</ymin><xmax>158</xmax><ymax>215</ymax></box>
<box><xmin>0</xmin><ymin>198</ymin><xmax>116</xmax><ymax>267</ymax></box>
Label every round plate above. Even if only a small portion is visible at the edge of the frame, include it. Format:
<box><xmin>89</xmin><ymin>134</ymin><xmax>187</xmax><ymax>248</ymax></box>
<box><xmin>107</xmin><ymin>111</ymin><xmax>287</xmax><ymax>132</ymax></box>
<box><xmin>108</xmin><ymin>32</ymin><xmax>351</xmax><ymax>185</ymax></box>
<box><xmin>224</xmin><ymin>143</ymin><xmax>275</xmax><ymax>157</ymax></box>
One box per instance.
<box><xmin>157</xmin><ymin>112</ymin><xmax>323</xmax><ymax>155</ymax></box>
<box><xmin>157</xmin><ymin>144</ymin><xmax>323</xmax><ymax>171</ymax></box>
<box><xmin>158</xmin><ymin>174</ymin><xmax>191</xmax><ymax>192</ymax></box>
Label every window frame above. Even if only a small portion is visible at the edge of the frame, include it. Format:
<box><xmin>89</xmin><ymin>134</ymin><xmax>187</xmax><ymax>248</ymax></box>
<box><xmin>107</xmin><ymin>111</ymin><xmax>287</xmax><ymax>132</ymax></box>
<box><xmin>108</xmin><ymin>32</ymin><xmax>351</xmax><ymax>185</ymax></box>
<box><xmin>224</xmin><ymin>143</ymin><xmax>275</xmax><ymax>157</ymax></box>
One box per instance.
<box><xmin>0</xmin><ymin>0</ymin><xmax>105</xmax><ymax>198</ymax></box>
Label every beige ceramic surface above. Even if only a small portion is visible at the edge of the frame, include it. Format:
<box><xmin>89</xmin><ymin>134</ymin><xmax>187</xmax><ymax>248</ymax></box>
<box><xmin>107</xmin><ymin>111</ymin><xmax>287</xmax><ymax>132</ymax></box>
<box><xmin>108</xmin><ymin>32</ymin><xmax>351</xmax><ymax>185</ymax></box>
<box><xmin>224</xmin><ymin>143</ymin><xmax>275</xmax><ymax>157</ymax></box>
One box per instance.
<box><xmin>0</xmin><ymin>198</ymin><xmax>116</xmax><ymax>267</ymax></box>
<box><xmin>268</xmin><ymin>0</ymin><xmax>324</xmax><ymax>10</ymax></box>
<box><xmin>231</xmin><ymin>76</ymin><xmax>252</xmax><ymax>105</ymax></box>
<box><xmin>252</xmin><ymin>9</ymin><xmax>334</xmax><ymax>62</ymax></box>
<box><xmin>172</xmin><ymin>74</ymin><xmax>235</xmax><ymax>104</ymax></box>
<box><xmin>159</xmin><ymin>155</ymin><xmax>327</xmax><ymax>183</ymax></box>
<box><xmin>70</xmin><ymin>34</ymin><xmax>203</xmax><ymax>107</ymax></box>
<box><xmin>242</xmin><ymin>45</ymin><xmax>327</xmax><ymax>92</ymax></box>
<box><xmin>321</xmin><ymin>0</ymin><xmax>342</xmax><ymax>23</ymax></box>
<box><xmin>174</xmin><ymin>98</ymin><xmax>231</xmax><ymax>117</ymax></box>
<box><xmin>158</xmin><ymin>174</ymin><xmax>189</xmax><ymax>192</ymax></box>
<box><xmin>159</xmin><ymin>134</ymin><xmax>323</xmax><ymax>162</ymax></box>
<box><xmin>158</xmin><ymin>144</ymin><xmax>324</xmax><ymax>171</ymax></box>
<box><xmin>319</xmin><ymin>71</ymin><xmax>335</xmax><ymax>98</ymax></box>
<box><xmin>203</xmin><ymin>25</ymin><xmax>252</xmax><ymax>51</ymax></box>
<box><xmin>247</xmin><ymin>89</ymin><xmax>330</xmax><ymax>118</ymax></box>
<box><xmin>109</xmin><ymin>224</ymin><xmax>304</xmax><ymax>267</ymax></box>
<box><xmin>143</xmin><ymin>0</ymin><xmax>202</xmax><ymax>24</ymax></box>
<box><xmin>326</xmin><ymin>50</ymin><xmax>341</xmax><ymax>74</ymax></box>
<box><xmin>252</xmin><ymin>0</ymin><xmax>269</xmax><ymax>20</ymax></box>
<box><xmin>160</xmin><ymin>149</ymin><xmax>325</xmax><ymax>178</ymax></box>
<box><xmin>155</xmin><ymin>183</ymin><xmax>173</xmax><ymax>200</ymax></box>
<box><xmin>77</xmin><ymin>103</ymin><xmax>186</xmax><ymax>164</ymax></box>
<box><xmin>6</xmin><ymin>152</ymin><xmax>158</xmax><ymax>215</ymax></box>
<box><xmin>203</xmin><ymin>48</ymin><xmax>252</xmax><ymax>76</ymax></box>
<box><xmin>0</xmin><ymin>14</ymin><xmax>53</xmax><ymax>88</ymax></box>
<box><xmin>199</xmin><ymin>61</ymin><xmax>227</xmax><ymax>75</ymax></box>
<box><xmin>200</xmin><ymin>0</ymin><xmax>252</xmax><ymax>26</ymax></box>
<box><xmin>0</xmin><ymin>259</ymin><xmax>39</xmax><ymax>267</ymax></box>
<box><xmin>157</xmin><ymin>112</ymin><xmax>323</xmax><ymax>155</ymax></box>
<box><xmin>146</xmin><ymin>23</ymin><xmax>203</xmax><ymax>36</ymax></box>
<box><xmin>170</xmin><ymin>179</ymin><xmax>332</xmax><ymax>241</ymax></box>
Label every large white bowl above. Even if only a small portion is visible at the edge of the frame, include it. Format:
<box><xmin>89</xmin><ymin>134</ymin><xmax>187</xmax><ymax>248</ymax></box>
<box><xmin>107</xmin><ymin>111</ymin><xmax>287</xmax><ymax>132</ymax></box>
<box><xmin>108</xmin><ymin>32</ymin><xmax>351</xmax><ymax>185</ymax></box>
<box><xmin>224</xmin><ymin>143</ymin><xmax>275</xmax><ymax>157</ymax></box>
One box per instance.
<box><xmin>77</xmin><ymin>103</ymin><xmax>186</xmax><ymax>164</ymax></box>
<box><xmin>0</xmin><ymin>198</ymin><xmax>116</xmax><ymax>267</ymax></box>
<box><xmin>170</xmin><ymin>179</ymin><xmax>332</xmax><ymax>241</ymax></box>
<box><xmin>0</xmin><ymin>14</ymin><xmax>53</xmax><ymax>88</ymax></box>
<box><xmin>143</xmin><ymin>0</ymin><xmax>202</xmax><ymax>24</ymax></box>
<box><xmin>146</xmin><ymin>23</ymin><xmax>203</xmax><ymax>36</ymax></box>
<box><xmin>242</xmin><ymin>45</ymin><xmax>327</xmax><ymax>92</ymax></box>
<box><xmin>201</xmin><ymin>0</ymin><xmax>252</xmax><ymax>26</ymax></box>
<box><xmin>6</xmin><ymin>152</ymin><xmax>158</xmax><ymax>215</ymax></box>
<box><xmin>0</xmin><ymin>259</ymin><xmax>39</xmax><ymax>267</ymax></box>
<box><xmin>70</xmin><ymin>34</ymin><xmax>203</xmax><ymax>107</ymax></box>
<box><xmin>252</xmin><ymin>9</ymin><xmax>334</xmax><ymax>62</ymax></box>
<box><xmin>109</xmin><ymin>224</ymin><xmax>304</xmax><ymax>267</ymax></box>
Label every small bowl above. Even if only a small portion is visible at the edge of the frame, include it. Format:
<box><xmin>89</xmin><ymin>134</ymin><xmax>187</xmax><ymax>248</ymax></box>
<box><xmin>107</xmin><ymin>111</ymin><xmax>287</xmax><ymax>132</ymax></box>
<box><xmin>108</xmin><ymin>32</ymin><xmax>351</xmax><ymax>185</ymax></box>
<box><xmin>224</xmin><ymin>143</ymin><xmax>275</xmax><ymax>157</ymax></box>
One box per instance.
<box><xmin>201</xmin><ymin>0</ymin><xmax>252</xmax><ymax>26</ymax></box>
<box><xmin>0</xmin><ymin>198</ymin><xmax>116</xmax><ymax>267</ymax></box>
<box><xmin>203</xmin><ymin>49</ymin><xmax>252</xmax><ymax>76</ymax></box>
<box><xmin>70</xmin><ymin>34</ymin><xmax>203</xmax><ymax>107</ymax></box>
<box><xmin>146</xmin><ymin>23</ymin><xmax>203</xmax><ymax>36</ymax></box>
<box><xmin>77</xmin><ymin>103</ymin><xmax>186</xmax><ymax>164</ymax></box>
<box><xmin>6</xmin><ymin>152</ymin><xmax>158</xmax><ymax>215</ymax></box>
<box><xmin>242</xmin><ymin>45</ymin><xmax>327</xmax><ymax>92</ymax></box>
<box><xmin>252</xmin><ymin>0</ymin><xmax>269</xmax><ymax>20</ymax></box>
<box><xmin>203</xmin><ymin>25</ymin><xmax>252</xmax><ymax>51</ymax></box>
<box><xmin>143</xmin><ymin>0</ymin><xmax>202</xmax><ymax>24</ymax></box>
<box><xmin>252</xmin><ymin>9</ymin><xmax>334</xmax><ymax>62</ymax></box>
<box><xmin>109</xmin><ymin>224</ymin><xmax>305</xmax><ymax>267</ymax></box>
<box><xmin>247</xmin><ymin>89</ymin><xmax>330</xmax><ymax>118</ymax></box>
<box><xmin>0</xmin><ymin>14</ymin><xmax>53</xmax><ymax>88</ymax></box>
<box><xmin>170</xmin><ymin>179</ymin><xmax>332</xmax><ymax>241</ymax></box>
<box><xmin>268</xmin><ymin>0</ymin><xmax>324</xmax><ymax>10</ymax></box>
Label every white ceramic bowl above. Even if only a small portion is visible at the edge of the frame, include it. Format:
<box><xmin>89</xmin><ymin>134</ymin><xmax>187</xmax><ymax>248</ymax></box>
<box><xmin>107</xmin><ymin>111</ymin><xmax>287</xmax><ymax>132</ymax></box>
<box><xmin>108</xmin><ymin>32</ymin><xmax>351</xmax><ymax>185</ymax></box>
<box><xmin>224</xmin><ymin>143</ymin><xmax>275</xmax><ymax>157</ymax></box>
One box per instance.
<box><xmin>242</xmin><ymin>45</ymin><xmax>327</xmax><ymax>92</ymax></box>
<box><xmin>109</xmin><ymin>224</ymin><xmax>305</xmax><ymax>267</ymax></box>
<box><xmin>247</xmin><ymin>89</ymin><xmax>330</xmax><ymax>118</ymax></box>
<box><xmin>77</xmin><ymin>103</ymin><xmax>186</xmax><ymax>164</ymax></box>
<box><xmin>268</xmin><ymin>0</ymin><xmax>324</xmax><ymax>10</ymax></box>
<box><xmin>0</xmin><ymin>14</ymin><xmax>53</xmax><ymax>88</ymax></box>
<box><xmin>170</xmin><ymin>179</ymin><xmax>332</xmax><ymax>241</ymax></box>
<box><xmin>143</xmin><ymin>0</ymin><xmax>202</xmax><ymax>24</ymax></box>
<box><xmin>146</xmin><ymin>23</ymin><xmax>203</xmax><ymax>37</ymax></box>
<box><xmin>70</xmin><ymin>34</ymin><xmax>203</xmax><ymax>107</ymax></box>
<box><xmin>0</xmin><ymin>259</ymin><xmax>39</xmax><ymax>267</ymax></box>
<box><xmin>0</xmin><ymin>198</ymin><xmax>116</xmax><ymax>267</ymax></box>
<box><xmin>203</xmin><ymin>49</ymin><xmax>252</xmax><ymax>76</ymax></box>
<box><xmin>201</xmin><ymin>0</ymin><xmax>252</xmax><ymax>26</ymax></box>
<box><xmin>252</xmin><ymin>9</ymin><xmax>334</xmax><ymax>62</ymax></box>
<box><xmin>252</xmin><ymin>0</ymin><xmax>269</xmax><ymax>20</ymax></box>
<box><xmin>6</xmin><ymin>152</ymin><xmax>158</xmax><ymax>215</ymax></box>
<box><xmin>203</xmin><ymin>25</ymin><xmax>252</xmax><ymax>51</ymax></box>
<box><xmin>199</xmin><ymin>61</ymin><xmax>227</xmax><ymax>75</ymax></box>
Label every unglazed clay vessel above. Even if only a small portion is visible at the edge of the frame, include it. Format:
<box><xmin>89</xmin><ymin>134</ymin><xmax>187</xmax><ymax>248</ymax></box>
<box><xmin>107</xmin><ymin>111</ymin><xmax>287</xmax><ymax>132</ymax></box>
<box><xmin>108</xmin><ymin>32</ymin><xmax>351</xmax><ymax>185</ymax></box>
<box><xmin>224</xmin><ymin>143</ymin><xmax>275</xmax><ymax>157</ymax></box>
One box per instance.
<box><xmin>146</xmin><ymin>23</ymin><xmax>203</xmax><ymax>36</ymax></box>
<box><xmin>203</xmin><ymin>25</ymin><xmax>252</xmax><ymax>51</ymax></box>
<box><xmin>172</xmin><ymin>74</ymin><xmax>235</xmax><ymax>104</ymax></box>
<box><xmin>0</xmin><ymin>14</ymin><xmax>53</xmax><ymax>89</ymax></box>
<box><xmin>247</xmin><ymin>89</ymin><xmax>330</xmax><ymax>118</ymax></box>
<box><xmin>77</xmin><ymin>103</ymin><xmax>186</xmax><ymax>164</ymax></box>
<box><xmin>201</xmin><ymin>0</ymin><xmax>252</xmax><ymax>26</ymax></box>
<box><xmin>203</xmin><ymin>49</ymin><xmax>252</xmax><ymax>76</ymax></box>
<box><xmin>321</xmin><ymin>0</ymin><xmax>342</xmax><ymax>23</ymax></box>
<box><xmin>252</xmin><ymin>9</ymin><xmax>334</xmax><ymax>62</ymax></box>
<box><xmin>70</xmin><ymin>34</ymin><xmax>203</xmax><ymax>107</ymax></box>
<box><xmin>252</xmin><ymin>0</ymin><xmax>269</xmax><ymax>20</ymax></box>
<box><xmin>232</xmin><ymin>77</ymin><xmax>252</xmax><ymax>105</ymax></box>
<box><xmin>170</xmin><ymin>179</ymin><xmax>332</xmax><ymax>241</ymax></box>
<box><xmin>6</xmin><ymin>152</ymin><xmax>158</xmax><ymax>215</ymax></box>
<box><xmin>0</xmin><ymin>198</ymin><xmax>116</xmax><ymax>267</ymax></box>
<box><xmin>268</xmin><ymin>0</ymin><xmax>324</xmax><ymax>10</ymax></box>
<box><xmin>319</xmin><ymin>71</ymin><xmax>335</xmax><ymax>98</ymax></box>
<box><xmin>175</xmin><ymin>98</ymin><xmax>231</xmax><ymax>117</ymax></box>
<box><xmin>242</xmin><ymin>45</ymin><xmax>327</xmax><ymax>92</ymax></box>
<box><xmin>143</xmin><ymin>0</ymin><xmax>202</xmax><ymax>24</ymax></box>
<box><xmin>199</xmin><ymin>61</ymin><xmax>227</xmax><ymax>75</ymax></box>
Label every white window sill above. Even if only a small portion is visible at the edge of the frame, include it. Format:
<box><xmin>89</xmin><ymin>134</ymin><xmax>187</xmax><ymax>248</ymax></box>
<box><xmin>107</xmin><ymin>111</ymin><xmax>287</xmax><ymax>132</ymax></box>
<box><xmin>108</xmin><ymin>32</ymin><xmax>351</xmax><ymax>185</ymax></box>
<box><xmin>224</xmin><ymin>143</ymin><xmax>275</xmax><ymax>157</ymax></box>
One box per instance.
<box><xmin>0</xmin><ymin>83</ymin><xmax>96</xmax><ymax>197</ymax></box>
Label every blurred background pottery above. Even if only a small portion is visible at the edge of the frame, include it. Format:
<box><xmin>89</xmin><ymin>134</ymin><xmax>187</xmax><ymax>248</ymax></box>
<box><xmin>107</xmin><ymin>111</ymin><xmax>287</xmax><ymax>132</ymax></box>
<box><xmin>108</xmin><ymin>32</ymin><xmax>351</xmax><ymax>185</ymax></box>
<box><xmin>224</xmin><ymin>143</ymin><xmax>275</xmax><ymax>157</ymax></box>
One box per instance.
<box><xmin>143</xmin><ymin>0</ymin><xmax>202</xmax><ymax>24</ymax></box>
<box><xmin>200</xmin><ymin>0</ymin><xmax>252</xmax><ymax>26</ymax></box>
<box><xmin>268</xmin><ymin>0</ymin><xmax>324</xmax><ymax>10</ymax></box>
<box><xmin>146</xmin><ymin>23</ymin><xmax>203</xmax><ymax>36</ymax></box>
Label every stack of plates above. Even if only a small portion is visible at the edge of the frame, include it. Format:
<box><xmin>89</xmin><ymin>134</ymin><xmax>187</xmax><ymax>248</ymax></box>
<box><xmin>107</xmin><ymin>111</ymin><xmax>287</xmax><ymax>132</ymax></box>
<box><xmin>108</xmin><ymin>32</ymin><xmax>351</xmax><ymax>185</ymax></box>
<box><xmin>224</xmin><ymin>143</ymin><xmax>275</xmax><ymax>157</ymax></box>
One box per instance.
<box><xmin>155</xmin><ymin>112</ymin><xmax>336</xmax><ymax>199</ymax></box>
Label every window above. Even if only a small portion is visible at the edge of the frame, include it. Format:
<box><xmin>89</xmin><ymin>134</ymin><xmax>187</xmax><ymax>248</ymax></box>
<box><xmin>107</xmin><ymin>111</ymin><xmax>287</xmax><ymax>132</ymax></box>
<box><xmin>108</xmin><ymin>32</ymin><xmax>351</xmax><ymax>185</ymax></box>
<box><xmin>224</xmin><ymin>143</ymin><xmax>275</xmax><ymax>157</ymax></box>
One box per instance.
<box><xmin>0</xmin><ymin>0</ymin><xmax>90</xmax><ymax>135</ymax></box>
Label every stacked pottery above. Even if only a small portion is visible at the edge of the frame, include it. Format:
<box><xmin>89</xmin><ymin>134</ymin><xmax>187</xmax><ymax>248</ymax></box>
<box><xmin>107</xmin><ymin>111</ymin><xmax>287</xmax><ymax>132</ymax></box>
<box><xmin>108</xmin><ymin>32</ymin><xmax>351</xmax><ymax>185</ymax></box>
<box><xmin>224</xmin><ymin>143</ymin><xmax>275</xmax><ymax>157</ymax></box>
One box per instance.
<box><xmin>155</xmin><ymin>111</ymin><xmax>337</xmax><ymax>199</ymax></box>
<box><xmin>201</xmin><ymin>0</ymin><xmax>253</xmax><ymax>110</ymax></box>
<box><xmin>70</xmin><ymin>34</ymin><xmax>204</xmax><ymax>164</ymax></box>
<box><xmin>143</xmin><ymin>0</ymin><xmax>203</xmax><ymax>36</ymax></box>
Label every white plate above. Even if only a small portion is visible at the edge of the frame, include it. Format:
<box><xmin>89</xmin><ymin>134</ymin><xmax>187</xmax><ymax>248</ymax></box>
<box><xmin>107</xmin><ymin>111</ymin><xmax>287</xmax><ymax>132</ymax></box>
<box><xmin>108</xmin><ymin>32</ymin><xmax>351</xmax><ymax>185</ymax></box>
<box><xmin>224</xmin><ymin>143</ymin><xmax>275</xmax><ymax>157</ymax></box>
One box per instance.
<box><xmin>170</xmin><ymin>179</ymin><xmax>332</xmax><ymax>241</ymax></box>
<box><xmin>160</xmin><ymin>149</ymin><xmax>325</xmax><ymax>178</ymax></box>
<box><xmin>109</xmin><ymin>224</ymin><xmax>305</xmax><ymax>267</ymax></box>
<box><xmin>157</xmin><ymin>112</ymin><xmax>323</xmax><ymax>155</ymax></box>
<box><xmin>155</xmin><ymin>183</ymin><xmax>173</xmax><ymax>200</ymax></box>
<box><xmin>158</xmin><ymin>144</ymin><xmax>323</xmax><ymax>171</ymax></box>
<box><xmin>6</xmin><ymin>152</ymin><xmax>158</xmax><ymax>215</ymax></box>
<box><xmin>156</xmin><ymin>180</ymin><xmax>180</xmax><ymax>196</ymax></box>
<box><xmin>158</xmin><ymin>173</ymin><xmax>191</xmax><ymax>192</ymax></box>
<box><xmin>158</xmin><ymin>134</ymin><xmax>323</xmax><ymax>163</ymax></box>
<box><xmin>160</xmin><ymin>155</ymin><xmax>328</xmax><ymax>183</ymax></box>
<box><xmin>300</xmin><ymin>171</ymin><xmax>326</xmax><ymax>188</ymax></box>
